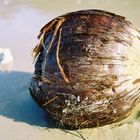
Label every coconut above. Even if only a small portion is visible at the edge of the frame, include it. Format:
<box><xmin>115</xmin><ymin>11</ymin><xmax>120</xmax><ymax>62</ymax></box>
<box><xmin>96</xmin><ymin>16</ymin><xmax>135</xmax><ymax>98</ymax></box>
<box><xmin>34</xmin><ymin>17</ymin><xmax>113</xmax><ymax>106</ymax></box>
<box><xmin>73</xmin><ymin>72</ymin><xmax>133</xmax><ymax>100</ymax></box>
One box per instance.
<box><xmin>29</xmin><ymin>9</ymin><xmax>140</xmax><ymax>129</ymax></box>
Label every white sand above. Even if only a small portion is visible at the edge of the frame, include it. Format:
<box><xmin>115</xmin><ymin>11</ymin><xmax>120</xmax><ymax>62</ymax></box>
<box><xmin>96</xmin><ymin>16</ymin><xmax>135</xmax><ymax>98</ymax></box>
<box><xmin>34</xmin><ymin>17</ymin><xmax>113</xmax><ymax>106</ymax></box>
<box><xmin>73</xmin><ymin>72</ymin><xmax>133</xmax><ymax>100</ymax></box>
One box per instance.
<box><xmin>0</xmin><ymin>71</ymin><xmax>140</xmax><ymax>140</ymax></box>
<box><xmin>0</xmin><ymin>1</ymin><xmax>140</xmax><ymax>139</ymax></box>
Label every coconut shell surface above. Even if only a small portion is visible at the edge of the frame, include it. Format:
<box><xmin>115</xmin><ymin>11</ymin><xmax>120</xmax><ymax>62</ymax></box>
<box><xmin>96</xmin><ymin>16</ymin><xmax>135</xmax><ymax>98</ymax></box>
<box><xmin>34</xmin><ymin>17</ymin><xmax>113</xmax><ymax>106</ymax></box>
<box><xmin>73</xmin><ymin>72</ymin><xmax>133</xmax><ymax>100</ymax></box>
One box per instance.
<box><xmin>29</xmin><ymin>9</ymin><xmax>140</xmax><ymax>129</ymax></box>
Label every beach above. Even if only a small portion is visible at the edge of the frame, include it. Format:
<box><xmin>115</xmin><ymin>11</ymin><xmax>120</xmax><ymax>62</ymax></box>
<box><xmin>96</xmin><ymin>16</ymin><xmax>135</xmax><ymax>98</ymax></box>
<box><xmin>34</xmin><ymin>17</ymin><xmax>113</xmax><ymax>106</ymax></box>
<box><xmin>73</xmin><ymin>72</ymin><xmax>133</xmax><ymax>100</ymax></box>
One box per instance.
<box><xmin>0</xmin><ymin>0</ymin><xmax>140</xmax><ymax>140</ymax></box>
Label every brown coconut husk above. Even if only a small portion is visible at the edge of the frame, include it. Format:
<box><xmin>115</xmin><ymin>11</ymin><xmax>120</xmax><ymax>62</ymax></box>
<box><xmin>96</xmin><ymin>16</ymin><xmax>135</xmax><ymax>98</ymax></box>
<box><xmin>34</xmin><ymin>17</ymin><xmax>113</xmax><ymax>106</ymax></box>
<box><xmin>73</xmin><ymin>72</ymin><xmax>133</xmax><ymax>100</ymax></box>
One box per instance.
<box><xmin>29</xmin><ymin>9</ymin><xmax>140</xmax><ymax>129</ymax></box>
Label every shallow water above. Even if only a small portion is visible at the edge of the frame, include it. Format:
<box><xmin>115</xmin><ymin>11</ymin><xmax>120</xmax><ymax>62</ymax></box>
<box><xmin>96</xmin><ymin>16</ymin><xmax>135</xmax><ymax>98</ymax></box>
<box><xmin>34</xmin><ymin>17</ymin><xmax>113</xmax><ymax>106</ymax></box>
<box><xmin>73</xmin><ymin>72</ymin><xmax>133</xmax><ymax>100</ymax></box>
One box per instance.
<box><xmin>0</xmin><ymin>0</ymin><xmax>140</xmax><ymax>72</ymax></box>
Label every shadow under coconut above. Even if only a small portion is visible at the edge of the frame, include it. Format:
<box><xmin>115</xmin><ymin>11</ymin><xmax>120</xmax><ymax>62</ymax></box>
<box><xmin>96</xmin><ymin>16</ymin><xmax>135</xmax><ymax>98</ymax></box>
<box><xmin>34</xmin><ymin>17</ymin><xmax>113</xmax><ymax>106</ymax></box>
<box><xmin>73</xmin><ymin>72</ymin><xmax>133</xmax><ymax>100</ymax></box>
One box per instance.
<box><xmin>0</xmin><ymin>71</ymin><xmax>57</xmax><ymax>128</ymax></box>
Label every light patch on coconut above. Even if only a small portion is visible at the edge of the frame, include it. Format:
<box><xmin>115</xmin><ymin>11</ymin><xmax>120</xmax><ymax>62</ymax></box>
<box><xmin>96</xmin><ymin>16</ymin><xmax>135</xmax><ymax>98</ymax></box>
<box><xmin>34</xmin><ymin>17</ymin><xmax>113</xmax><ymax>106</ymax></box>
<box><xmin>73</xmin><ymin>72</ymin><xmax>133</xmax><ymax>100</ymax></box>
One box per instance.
<box><xmin>77</xmin><ymin>96</ymin><xmax>80</xmax><ymax>102</ymax></box>
<box><xmin>38</xmin><ymin>81</ymin><xmax>42</xmax><ymax>86</ymax></box>
<box><xmin>85</xmin><ymin>96</ymin><xmax>88</xmax><ymax>100</ymax></box>
<box><xmin>113</xmin><ymin>108</ymin><xmax>117</xmax><ymax>114</ymax></box>
<box><xmin>62</xmin><ymin>108</ymin><xmax>67</xmax><ymax>114</ymax></box>
<box><xmin>123</xmin><ymin>105</ymin><xmax>130</xmax><ymax>111</ymax></box>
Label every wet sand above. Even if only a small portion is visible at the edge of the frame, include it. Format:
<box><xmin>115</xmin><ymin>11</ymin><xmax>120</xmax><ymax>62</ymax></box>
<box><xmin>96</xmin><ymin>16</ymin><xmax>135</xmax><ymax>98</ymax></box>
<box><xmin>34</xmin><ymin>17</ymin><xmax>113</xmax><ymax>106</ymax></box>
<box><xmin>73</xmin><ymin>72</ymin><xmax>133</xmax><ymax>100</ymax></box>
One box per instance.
<box><xmin>0</xmin><ymin>0</ymin><xmax>140</xmax><ymax>140</ymax></box>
